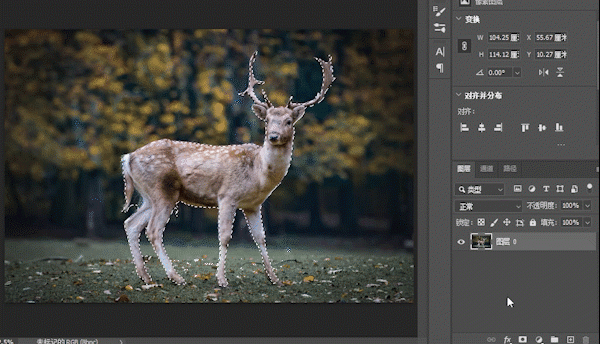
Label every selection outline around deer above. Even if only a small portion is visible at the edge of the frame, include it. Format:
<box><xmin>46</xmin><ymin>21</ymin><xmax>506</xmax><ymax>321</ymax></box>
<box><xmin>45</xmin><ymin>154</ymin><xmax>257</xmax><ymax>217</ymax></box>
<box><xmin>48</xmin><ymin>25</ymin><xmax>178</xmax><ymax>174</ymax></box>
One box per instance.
<box><xmin>121</xmin><ymin>51</ymin><xmax>335</xmax><ymax>287</ymax></box>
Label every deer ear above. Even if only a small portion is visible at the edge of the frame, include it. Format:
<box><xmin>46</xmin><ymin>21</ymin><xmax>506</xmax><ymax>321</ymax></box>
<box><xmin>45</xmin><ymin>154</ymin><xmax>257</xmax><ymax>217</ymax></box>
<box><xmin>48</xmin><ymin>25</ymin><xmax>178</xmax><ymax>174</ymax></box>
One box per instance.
<box><xmin>291</xmin><ymin>106</ymin><xmax>306</xmax><ymax>124</ymax></box>
<box><xmin>252</xmin><ymin>104</ymin><xmax>268</xmax><ymax>121</ymax></box>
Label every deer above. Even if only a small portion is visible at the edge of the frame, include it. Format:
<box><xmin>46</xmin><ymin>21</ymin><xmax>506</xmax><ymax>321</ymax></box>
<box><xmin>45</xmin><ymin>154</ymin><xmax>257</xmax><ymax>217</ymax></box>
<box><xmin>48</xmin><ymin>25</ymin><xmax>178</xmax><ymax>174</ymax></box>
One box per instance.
<box><xmin>476</xmin><ymin>237</ymin><xmax>485</xmax><ymax>247</ymax></box>
<box><xmin>121</xmin><ymin>51</ymin><xmax>335</xmax><ymax>288</ymax></box>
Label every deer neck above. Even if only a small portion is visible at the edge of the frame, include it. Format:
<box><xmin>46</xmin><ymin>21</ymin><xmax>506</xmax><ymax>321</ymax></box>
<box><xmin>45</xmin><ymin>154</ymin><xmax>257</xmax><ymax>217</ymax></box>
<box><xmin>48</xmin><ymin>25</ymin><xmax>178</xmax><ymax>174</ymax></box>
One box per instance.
<box><xmin>258</xmin><ymin>137</ymin><xmax>293</xmax><ymax>184</ymax></box>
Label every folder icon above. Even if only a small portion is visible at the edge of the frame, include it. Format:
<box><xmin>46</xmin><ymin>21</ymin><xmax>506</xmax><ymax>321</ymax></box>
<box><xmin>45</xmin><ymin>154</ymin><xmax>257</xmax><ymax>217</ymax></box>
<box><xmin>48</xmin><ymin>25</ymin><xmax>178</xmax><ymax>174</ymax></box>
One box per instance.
<box><xmin>551</xmin><ymin>336</ymin><xmax>559</xmax><ymax>343</ymax></box>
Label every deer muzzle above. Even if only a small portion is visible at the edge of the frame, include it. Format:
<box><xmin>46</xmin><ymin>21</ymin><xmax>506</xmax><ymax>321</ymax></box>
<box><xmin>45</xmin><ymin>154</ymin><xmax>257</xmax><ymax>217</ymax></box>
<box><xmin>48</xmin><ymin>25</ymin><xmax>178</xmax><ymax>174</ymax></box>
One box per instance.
<box><xmin>269</xmin><ymin>133</ymin><xmax>280</xmax><ymax>143</ymax></box>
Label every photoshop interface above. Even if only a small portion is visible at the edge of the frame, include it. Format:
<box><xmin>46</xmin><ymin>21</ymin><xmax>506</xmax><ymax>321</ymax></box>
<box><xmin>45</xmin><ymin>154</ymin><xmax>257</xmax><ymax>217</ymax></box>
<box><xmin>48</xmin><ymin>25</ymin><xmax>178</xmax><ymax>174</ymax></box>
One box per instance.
<box><xmin>1</xmin><ymin>0</ymin><xmax>598</xmax><ymax>343</ymax></box>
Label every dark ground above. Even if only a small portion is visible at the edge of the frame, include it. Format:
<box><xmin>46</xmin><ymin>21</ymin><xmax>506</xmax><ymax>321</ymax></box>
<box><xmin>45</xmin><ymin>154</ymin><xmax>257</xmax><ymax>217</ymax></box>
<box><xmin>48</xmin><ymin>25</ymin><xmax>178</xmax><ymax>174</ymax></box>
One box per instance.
<box><xmin>4</xmin><ymin>234</ymin><xmax>414</xmax><ymax>303</ymax></box>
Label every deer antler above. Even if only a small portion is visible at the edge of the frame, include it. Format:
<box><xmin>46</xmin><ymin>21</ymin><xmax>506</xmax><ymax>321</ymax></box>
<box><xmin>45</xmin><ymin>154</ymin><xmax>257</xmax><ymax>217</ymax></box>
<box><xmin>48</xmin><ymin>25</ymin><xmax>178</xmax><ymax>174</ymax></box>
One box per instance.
<box><xmin>239</xmin><ymin>51</ymin><xmax>271</xmax><ymax>108</ymax></box>
<box><xmin>288</xmin><ymin>55</ymin><xmax>336</xmax><ymax>109</ymax></box>
<box><xmin>261</xmin><ymin>89</ymin><xmax>273</xmax><ymax>108</ymax></box>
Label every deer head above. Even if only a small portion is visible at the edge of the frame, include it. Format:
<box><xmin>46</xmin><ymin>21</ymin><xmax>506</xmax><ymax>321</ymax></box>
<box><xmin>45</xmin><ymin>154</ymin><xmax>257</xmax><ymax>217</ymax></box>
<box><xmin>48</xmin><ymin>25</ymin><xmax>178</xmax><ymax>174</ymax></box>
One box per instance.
<box><xmin>239</xmin><ymin>51</ymin><xmax>335</xmax><ymax>146</ymax></box>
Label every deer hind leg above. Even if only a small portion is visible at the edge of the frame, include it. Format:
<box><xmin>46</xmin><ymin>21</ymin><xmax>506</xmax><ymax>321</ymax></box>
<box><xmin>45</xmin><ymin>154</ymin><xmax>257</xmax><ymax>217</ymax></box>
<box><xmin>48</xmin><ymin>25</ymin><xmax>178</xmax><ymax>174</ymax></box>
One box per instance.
<box><xmin>216</xmin><ymin>199</ymin><xmax>236</xmax><ymax>287</ymax></box>
<box><xmin>146</xmin><ymin>199</ymin><xmax>185</xmax><ymax>285</ymax></box>
<box><xmin>124</xmin><ymin>201</ymin><xmax>153</xmax><ymax>284</ymax></box>
<box><xmin>243</xmin><ymin>207</ymin><xmax>283</xmax><ymax>286</ymax></box>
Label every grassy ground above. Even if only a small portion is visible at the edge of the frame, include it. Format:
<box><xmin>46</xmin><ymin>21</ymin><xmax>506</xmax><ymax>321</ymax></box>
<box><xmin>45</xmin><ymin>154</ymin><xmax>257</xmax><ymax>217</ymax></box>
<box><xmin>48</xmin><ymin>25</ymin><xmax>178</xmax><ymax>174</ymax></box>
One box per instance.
<box><xmin>4</xmin><ymin>235</ymin><xmax>413</xmax><ymax>303</ymax></box>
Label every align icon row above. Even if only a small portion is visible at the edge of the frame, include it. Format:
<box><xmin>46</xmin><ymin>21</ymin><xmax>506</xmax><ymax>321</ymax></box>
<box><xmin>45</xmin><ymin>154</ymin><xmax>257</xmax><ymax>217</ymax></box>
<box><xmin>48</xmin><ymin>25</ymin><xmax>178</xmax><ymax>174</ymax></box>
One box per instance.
<box><xmin>459</xmin><ymin>122</ymin><xmax>565</xmax><ymax>133</ymax></box>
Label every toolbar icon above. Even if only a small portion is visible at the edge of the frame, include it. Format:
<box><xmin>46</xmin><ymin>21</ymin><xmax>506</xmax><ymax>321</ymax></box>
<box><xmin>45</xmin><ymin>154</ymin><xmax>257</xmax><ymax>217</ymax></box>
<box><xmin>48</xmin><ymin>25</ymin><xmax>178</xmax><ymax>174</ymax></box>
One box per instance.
<box><xmin>433</xmin><ymin>23</ymin><xmax>446</xmax><ymax>33</ymax></box>
<box><xmin>555</xmin><ymin>123</ymin><xmax>564</xmax><ymax>132</ymax></box>
<box><xmin>571</xmin><ymin>185</ymin><xmax>578</xmax><ymax>193</ymax></box>
<box><xmin>557</xmin><ymin>185</ymin><xmax>564</xmax><ymax>193</ymax></box>
<box><xmin>567</xmin><ymin>336</ymin><xmax>575</xmax><ymax>343</ymax></box>
<box><xmin>514</xmin><ymin>185</ymin><xmax>523</xmax><ymax>193</ymax></box>
<box><xmin>538</xmin><ymin>124</ymin><xmax>547</xmax><ymax>132</ymax></box>
<box><xmin>478</xmin><ymin>123</ymin><xmax>486</xmax><ymax>132</ymax></box>
<box><xmin>458</xmin><ymin>39</ymin><xmax>471</xmax><ymax>53</ymax></box>
<box><xmin>543</xmin><ymin>185</ymin><xmax>550</xmax><ymax>192</ymax></box>
<box><xmin>435</xmin><ymin>46</ymin><xmax>446</xmax><ymax>57</ymax></box>
<box><xmin>518</xmin><ymin>335</ymin><xmax>527</xmax><ymax>343</ymax></box>
<box><xmin>521</xmin><ymin>123</ymin><xmax>530</xmax><ymax>132</ymax></box>
<box><xmin>494</xmin><ymin>123</ymin><xmax>503</xmax><ymax>132</ymax></box>
<box><xmin>434</xmin><ymin>7</ymin><xmax>446</xmax><ymax>17</ymax></box>
<box><xmin>436</xmin><ymin>63</ymin><xmax>444</xmax><ymax>74</ymax></box>
<box><xmin>528</xmin><ymin>185</ymin><xmax>536</xmax><ymax>192</ymax></box>
<box><xmin>460</xmin><ymin>123</ymin><xmax>469</xmax><ymax>132</ymax></box>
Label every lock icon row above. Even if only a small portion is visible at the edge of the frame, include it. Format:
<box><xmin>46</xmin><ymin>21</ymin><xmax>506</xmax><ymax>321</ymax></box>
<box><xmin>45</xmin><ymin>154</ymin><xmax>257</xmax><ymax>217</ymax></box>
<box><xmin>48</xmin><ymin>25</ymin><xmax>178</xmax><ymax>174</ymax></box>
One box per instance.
<box><xmin>530</xmin><ymin>219</ymin><xmax>537</xmax><ymax>226</ymax></box>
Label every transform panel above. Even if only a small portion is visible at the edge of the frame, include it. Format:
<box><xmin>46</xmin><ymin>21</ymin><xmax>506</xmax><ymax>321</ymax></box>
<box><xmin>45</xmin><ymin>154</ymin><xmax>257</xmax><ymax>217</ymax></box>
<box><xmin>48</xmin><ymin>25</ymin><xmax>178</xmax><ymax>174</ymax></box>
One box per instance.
<box><xmin>448</xmin><ymin>1</ymin><xmax>599</xmax><ymax>343</ymax></box>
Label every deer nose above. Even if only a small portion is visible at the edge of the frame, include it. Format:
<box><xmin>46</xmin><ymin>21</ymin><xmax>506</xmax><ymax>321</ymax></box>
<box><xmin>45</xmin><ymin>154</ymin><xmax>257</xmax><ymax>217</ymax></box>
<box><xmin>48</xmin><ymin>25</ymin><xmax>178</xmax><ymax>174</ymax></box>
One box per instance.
<box><xmin>269</xmin><ymin>134</ymin><xmax>280</xmax><ymax>142</ymax></box>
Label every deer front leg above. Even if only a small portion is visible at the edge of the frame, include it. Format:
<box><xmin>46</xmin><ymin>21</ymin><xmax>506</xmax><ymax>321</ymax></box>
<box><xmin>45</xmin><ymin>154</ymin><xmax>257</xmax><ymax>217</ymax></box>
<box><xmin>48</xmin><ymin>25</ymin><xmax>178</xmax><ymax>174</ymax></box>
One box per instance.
<box><xmin>125</xmin><ymin>202</ymin><xmax>153</xmax><ymax>284</ymax></box>
<box><xmin>216</xmin><ymin>199</ymin><xmax>236</xmax><ymax>287</ymax></box>
<box><xmin>244</xmin><ymin>207</ymin><xmax>283</xmax><ymax>286</ymax></box>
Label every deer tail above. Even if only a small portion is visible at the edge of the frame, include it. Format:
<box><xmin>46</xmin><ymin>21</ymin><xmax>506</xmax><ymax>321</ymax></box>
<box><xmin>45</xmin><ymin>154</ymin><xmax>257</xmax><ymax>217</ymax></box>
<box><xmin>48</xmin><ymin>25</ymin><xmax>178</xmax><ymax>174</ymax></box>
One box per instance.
<box><xmin>121</xmin><ymin>154</ymin><xmax>135</xmax><ymax>212</ymax></box>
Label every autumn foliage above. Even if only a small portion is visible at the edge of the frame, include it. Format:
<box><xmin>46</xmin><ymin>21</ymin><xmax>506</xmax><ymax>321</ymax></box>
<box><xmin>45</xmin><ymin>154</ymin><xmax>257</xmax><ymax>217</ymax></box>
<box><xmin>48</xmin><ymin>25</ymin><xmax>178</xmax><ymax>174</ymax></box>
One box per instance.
<box><xmin>4</xmin><ymin>30</ymin><xmax>413</xmax><ymax>234</ymax></box>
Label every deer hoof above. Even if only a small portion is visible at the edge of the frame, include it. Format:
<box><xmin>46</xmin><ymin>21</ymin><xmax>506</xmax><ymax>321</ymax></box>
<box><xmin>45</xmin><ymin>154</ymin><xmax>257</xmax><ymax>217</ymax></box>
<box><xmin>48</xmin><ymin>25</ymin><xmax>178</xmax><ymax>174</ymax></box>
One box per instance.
<box><xmin>141</xmin><ymin>275</ymin><xmax>153</xmax><ymax>284</ymax></box>
<box><xmin>169</xmin><ymin>273</ymin><xmax>186</xmax><ymax>285</ymax></box>
<box><xmin>136</xmin><ymin>268</ymin><xmax>153</xmax><ymax>284</ymax></box>
<box><xmin>217</xmin><ymin>277</ymin><xmax>229</xmax><ymax>288</ymax></box>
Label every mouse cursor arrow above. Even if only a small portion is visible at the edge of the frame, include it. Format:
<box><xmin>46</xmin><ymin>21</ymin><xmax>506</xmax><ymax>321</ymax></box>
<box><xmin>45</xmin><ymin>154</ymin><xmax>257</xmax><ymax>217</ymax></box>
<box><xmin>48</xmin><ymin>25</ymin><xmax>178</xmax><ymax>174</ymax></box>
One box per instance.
<box><xmin>506</xmin><ymin>297</ymin><xmax>514</xmax><ymax>307</ymax></box>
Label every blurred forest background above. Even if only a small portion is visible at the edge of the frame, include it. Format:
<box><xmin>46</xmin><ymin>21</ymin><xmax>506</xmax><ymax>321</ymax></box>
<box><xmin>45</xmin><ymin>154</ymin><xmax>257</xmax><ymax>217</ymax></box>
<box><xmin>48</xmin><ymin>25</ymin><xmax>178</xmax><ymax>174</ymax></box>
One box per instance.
<box><xmin>4</xmin><ymin>29</ymin><xmax>414</xmax><ymax>245</ymax></box>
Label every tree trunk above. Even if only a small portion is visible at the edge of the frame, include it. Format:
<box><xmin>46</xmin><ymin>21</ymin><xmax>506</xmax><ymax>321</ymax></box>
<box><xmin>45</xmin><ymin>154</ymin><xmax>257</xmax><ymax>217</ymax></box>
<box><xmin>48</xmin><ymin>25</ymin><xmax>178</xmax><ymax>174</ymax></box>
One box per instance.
<box><xmin>402</xmin><ymin>173</ymin><xmax>414</xmax><ymax>242</ymax></box>
<box><xmin>50</xmin><ymin>177</ymin><xmax>79</xmax><ymax>229</ymax></box>
<box><xmin>5</xmin><ymin>168</ymin><xmax>24</xmax><ymax>220</ymax></box>
<box><xmin>85</xmin><ymin>172</ymin><xmax>106</xmax><ymax>238</ymax></box>
<box><xmin>184</xmin><ymin>207</ymin><xmax>204</xmax><ymax>236</ymax></box>
<box><xmin>388</xmin><ymin>171</ymin><xmax>402</xmax><ymax>236</ymax></box>
<box><xmin>262</xmin><ymin>201</ymin><xmax>273</xmax><ymax>236</ymax></box>
<box><xmin>388</xmin><ymin>171</ymin><xmax>414</xmax><ymax>244</ymax></box>
<box><xmin>307</xmin><ymin>181</ymin><xmax>325</xmax><ymax>233</ymax></box>
<box><xmin>338</xmin><ymin>178</ymin><xmax>358</xmax><ymax>235</ymax></box>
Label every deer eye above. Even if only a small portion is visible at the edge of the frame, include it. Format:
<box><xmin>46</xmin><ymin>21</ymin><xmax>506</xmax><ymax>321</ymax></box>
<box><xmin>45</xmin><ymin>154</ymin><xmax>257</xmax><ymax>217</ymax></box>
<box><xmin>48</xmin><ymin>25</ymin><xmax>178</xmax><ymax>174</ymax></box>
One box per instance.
<box><xmin>286</xmin><ymin>119</ymin><xmax>292</xmax><ymax>126</ymax></box>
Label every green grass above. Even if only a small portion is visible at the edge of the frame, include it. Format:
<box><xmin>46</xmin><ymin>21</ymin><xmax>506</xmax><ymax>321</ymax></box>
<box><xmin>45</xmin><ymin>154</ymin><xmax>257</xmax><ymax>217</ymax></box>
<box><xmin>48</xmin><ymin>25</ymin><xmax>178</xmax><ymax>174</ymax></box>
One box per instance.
<box><xmin>4</xmin><ymin>236</ymin><xmax>414</xmax><ymax>303</ymax></box>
